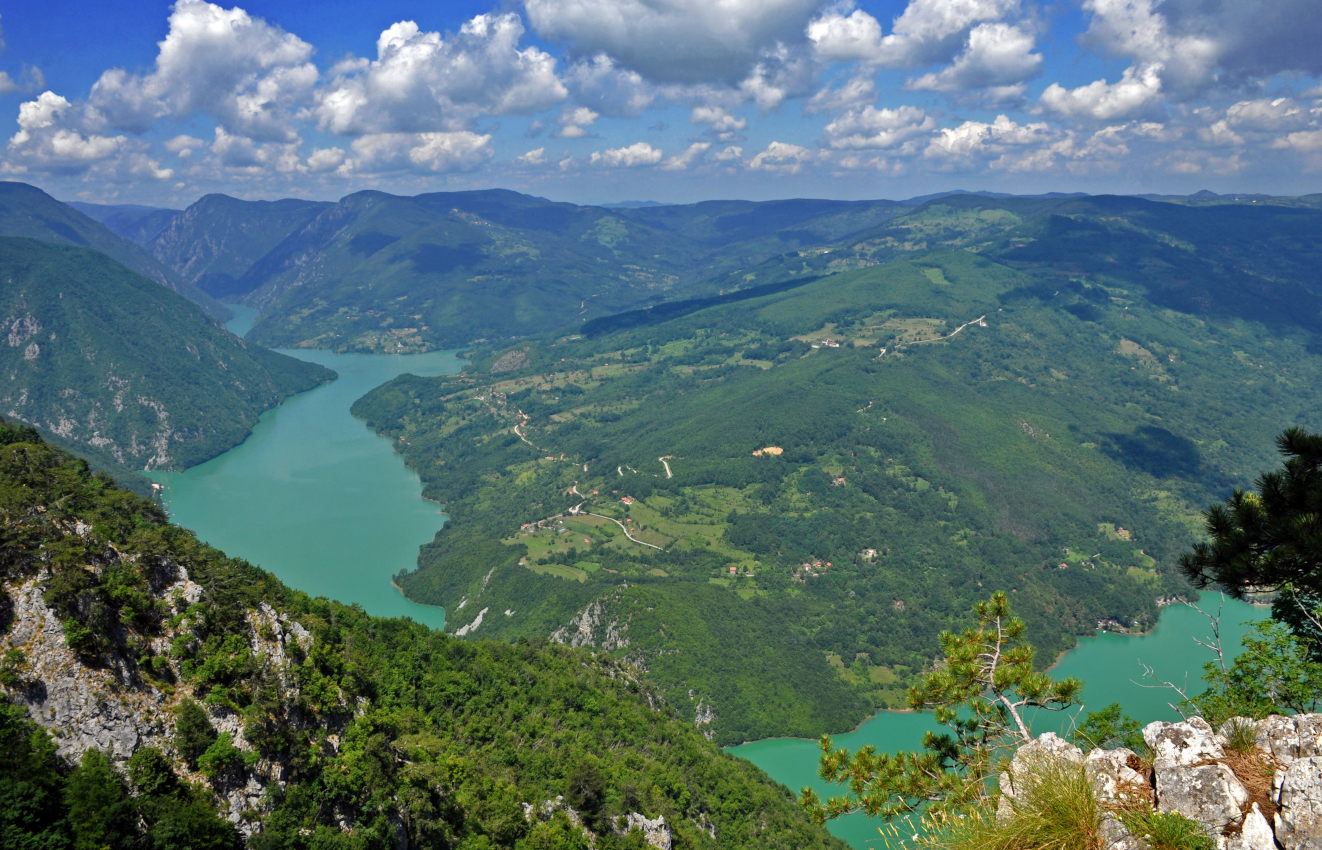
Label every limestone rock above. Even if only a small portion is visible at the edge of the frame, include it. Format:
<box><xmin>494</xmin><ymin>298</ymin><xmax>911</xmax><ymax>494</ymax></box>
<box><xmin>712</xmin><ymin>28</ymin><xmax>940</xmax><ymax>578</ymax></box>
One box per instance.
<box><xmin>1145</xmin><ymin>716</ymin><xmax>1225</xmax><ymax>766</ymax></box>
<box><xmin>1086</xmin><ymin>746</ymin><xmax>1146</xmax><ymax>805</ymax></box>
<box><xmin>620</xmin><ymin>813</ymin><xmax>672</xmax><ymax>850</ymax></box>
<box><xmin>1276</xmin><ymin>756</ymin><xmax>1322</xmax><ymax>850</ymax></box>
<box><xmin>1155</xmin><ymin>761</ymin><xmax>1248</xmax><ymax>830</ymax></box>
<box><xmin>1223</xmin><ymin>802</ymin><xmax>1276</xmax><ymax>850</ymax></box>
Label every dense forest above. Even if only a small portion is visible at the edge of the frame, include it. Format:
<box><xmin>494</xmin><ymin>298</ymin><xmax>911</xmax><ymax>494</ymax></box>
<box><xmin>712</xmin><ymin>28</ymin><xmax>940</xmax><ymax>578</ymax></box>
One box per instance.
<box><xmin>0</xmin><ymin>420</ymin><xmax>842</xmax><ymax>849</ymax></box>
<box><xmin>353</xmin><ymin>196</ymin><xmax>1322</xmax><ymax>743</ymax></box>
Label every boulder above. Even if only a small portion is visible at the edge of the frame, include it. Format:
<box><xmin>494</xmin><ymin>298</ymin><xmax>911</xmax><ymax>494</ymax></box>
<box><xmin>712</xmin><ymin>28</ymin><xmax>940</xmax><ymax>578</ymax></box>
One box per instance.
<box><xmin>1145</xmin><ymin>716</ymin><xmax>1225</xmax><ymax>766</ymax></box>
<box><xmin>1276</xmin><ymin>756</ymin><xmax>1322</xmax><ymax>850</ymax></box>
<box><xmin>1155</xmin><ymin>761</ymin><xmax>1248</xmax><ymax>830</ymax></box>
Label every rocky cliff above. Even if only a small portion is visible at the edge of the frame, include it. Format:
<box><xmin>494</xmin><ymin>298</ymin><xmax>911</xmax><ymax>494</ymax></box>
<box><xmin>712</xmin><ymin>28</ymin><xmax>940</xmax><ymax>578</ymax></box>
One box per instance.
<box><xmin>1003</xmin><ymin>714</ymin><xmax>1322</xmax><ymax>850</ymax></box>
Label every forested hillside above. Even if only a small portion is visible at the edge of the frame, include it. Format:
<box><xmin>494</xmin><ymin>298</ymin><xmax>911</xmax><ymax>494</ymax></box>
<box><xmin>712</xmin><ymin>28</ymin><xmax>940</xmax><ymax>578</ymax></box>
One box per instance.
<box><xmin>353</xmin><ymin>194</ymin><xmax>1322</xmax><ymax>743</ymax></box>
<box><xmin>0</xmin><ymin>237</ymin><xmax>331</xmax><ymax>473</ymax></box>
<box><xmin>0</xmin><ymin>182</ymin><xmax>225</xmax><ymax>318</ymax></box>
<box><xmin>0</xmin><ymin>420</ymin><xmax>842</xmax><ymax>849</ymax></box>
<box><xmin>143</xmin><ymin>188</ymin><xmax>907</xmax><ymax>352</ymax></box>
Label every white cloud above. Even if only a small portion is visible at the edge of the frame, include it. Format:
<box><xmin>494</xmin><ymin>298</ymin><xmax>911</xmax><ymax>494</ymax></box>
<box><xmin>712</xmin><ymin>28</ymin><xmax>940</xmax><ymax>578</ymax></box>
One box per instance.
<box><xmin>824</xmin><ymin>105</ymin><xmax>935</xmax><ymax>149</ymax></box>
<box><xmin>875</xmin><ymin>0</ymin><xmax>1021</xmax><ymax>67</ymax></box>
<box><xmin>316</xmin><ymin>14</ymin><xmax>565</xmax><ymax>136</ymax></box>
<box><xmin>523</xmin><ymin>0</ymin><xmax>820</xmax><ymax>84</ymax></box>
<box><xmin>712</xmin><ymin>145</ymin><xmax>743</xmax><ymax>162</ymax></box>
<box><xmin>805</xmin><ymin>74</ymin><xmax>875</xmax><ymax>115</ymax></box>
<box><xmin>1273</xmin><ymin>129</ymin><xmax>1322</xmax><ymax>153</ymax></box>
<box><xmin>9</xmin><ymin>91</ymin><xmax>124</xmax><ymax>170</ymax></box>
<box><xmin>517</xmin><ymin>147</ymin><xmax>547</xmax><ymax>165</ymax></box>
<box><xmin>690</xmin><ymin>106</ymin><xmax>746</xmax><ymax>134</ymax></box>
<box><xmin>590</xmin><ymin>141</ymin><xmax>664</xmax><ymax>167</ymax></box>
<box><xmin>1040</xmin><ymin>63</ymin><xmax>1164</xmax><ymax>121</ymax></box>
<box><xmin>6</xmin><ymin>90</ymin><xmax>173</xmax><ymax>181</ymax></box>
<box><xmin>663</xmin><ymin>141</ymin><xmax>711</xmax><ymax>170</ymax></box>
<box><xmin>556</xmin><ymin>105</ymin><xmax>599</xmax><ymax>138</ymax></box>
<box><xmin>1224</xmin><ymin>98</ymin><xmax>1308</xmax><ymax>132</ymax></box>
<box><xmin>164</xmin><ymin>134</ymin><xmax>204</xmax><ymax>155</ymax></box>
<box><xmin>749</xmin><ymin>140</ymin><xmax>816</xmax><ymax>173</ymax></box>
<box><xmin>88</xmin><ymin>0</ymin><xmax>316</xmax><ymax>142</ymax></box>
<box><xmin>344</xmin><ymin>131</ymin><xmax>494</xmax><ymax>174</ymax></box>
<box><xmin>1073</xmin><ymin>0</ymin><xmax>1322</xmax><ymax>101</ymax></box>
<box><xmin>306</xmin><ymin>147</ymin><xmax>346</xmax><ymax>172</ymax></box>
<box><xmin>563</xmin><ymin>55</ymin><xmax>655</xmax><ymax>116</ymax></box>
<box><xmin>906</xmin><ymin>22</ymin><xmax>1040</xmax><ymax>91</ymax></box>
<box><xmin>807</xmin><ymin>9</ymin><xmax>885</xmax><ymax>63</ymax></box>
<box><xmin>925</xmin><ymin>114</ymin><xmax>1053</xmax><ymax>160</ymax></box>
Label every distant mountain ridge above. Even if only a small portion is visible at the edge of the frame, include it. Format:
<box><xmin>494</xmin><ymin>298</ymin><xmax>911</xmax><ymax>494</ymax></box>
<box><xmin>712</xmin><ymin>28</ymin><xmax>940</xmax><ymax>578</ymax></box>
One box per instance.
<box><xmin>138</xmin><ymin>187</ymin><xmax>908</xmax><ymax>352</ymax></box>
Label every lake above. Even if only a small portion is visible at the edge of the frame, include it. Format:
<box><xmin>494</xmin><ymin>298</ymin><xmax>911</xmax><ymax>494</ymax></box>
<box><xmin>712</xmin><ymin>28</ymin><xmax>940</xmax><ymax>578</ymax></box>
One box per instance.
<box><xmin>730</xmin><ymin>592</ymin><xmax>1269</xmax><ymax>848</ymax></box>
<box><xmin>148</xmin><ymin>306</ymin><xmax>461</xmax><ymax>629</ymax></box>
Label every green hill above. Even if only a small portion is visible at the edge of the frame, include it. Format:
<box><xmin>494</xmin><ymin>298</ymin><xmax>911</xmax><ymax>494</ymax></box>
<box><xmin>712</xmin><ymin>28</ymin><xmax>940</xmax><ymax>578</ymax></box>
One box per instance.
<box><xmin>0</xmin><ymin>237</ymin><xmax>331</xmax><ymax>472</ymax></box>
<box><xmin>0</xmin><ymin>419</ymin><xmax>843</xmax><ymax>850</ymax></box>
<box><xmin>0</xmin><ymin>182</ymin><xmax>226</xmax><ymax>319</ymax></box>
<box><xmin>351</xmin><ymin>195</ymin><xmax>1322</xmax><ymax>743</ymax></box>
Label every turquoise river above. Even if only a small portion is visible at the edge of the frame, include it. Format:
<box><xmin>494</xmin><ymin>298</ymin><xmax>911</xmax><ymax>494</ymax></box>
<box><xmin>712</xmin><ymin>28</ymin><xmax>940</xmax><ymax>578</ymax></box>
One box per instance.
<box><xmin>151</xmin><ymin>309</ymin><xmax>1270</xmax><ymax>849</ymax></box>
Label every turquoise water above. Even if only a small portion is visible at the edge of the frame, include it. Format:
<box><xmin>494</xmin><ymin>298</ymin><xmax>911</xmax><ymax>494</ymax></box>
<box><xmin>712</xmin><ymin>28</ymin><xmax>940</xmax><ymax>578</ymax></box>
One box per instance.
<box><xmin>730</xmin><ymin>593</ymin><xmax>1269</xmax><ymax>848</ymax></box>
<box><xmin>148</xmin><ymin>306</ymin><xmax>462</xmax><ymax>629</ymax></box>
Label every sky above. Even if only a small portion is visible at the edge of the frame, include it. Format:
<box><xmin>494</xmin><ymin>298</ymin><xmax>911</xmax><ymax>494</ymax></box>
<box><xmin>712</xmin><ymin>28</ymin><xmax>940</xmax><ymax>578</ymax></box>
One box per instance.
<box><xmin>2</xmin><ymin>0</ymin><xmax>1322</xmax><ymax>208</ymax></box>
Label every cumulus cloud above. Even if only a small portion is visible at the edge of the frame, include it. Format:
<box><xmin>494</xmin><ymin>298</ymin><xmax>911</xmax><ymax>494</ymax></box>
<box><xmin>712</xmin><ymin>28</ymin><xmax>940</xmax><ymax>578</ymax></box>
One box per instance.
<box><xmin>662</xmin><ymin>141</ymin><xmax>711</xmax><ymax>170</ymax></box>
<box><xmin>306</xmin><ymin>147</ymin><xmax>346</xmax><ymax>172</ymax></box>
<box><xmin>807</xmin><ymin>8</ymin><xmax>885</xmax><ymax>63</ymax></box>
<box><xmin>517</xmin><ymin>147</ymin><xmax>547</xmax><ymax>165</ymax></box>
<box><xmin>824</xmin><ymin>105</ymin><xmax>935</xmax><ymax>149</ymax></box>
<box><xmin>6</xmin><ymin>90</ymin><xmax>173</xmax><ymax>181</ymax></box>
<box><xmin>344</xmin><ymin>131</ymin><xmax>494</xmax><ymax>174</ymax></box>
<box><xmin>523</xmin><ymin>0</ymin><xmax>820</xmax><ymax>84</ymax></box>
<box><xmin>590</xmin><ymin>141</ymin><xmax>663</xmax><ymax>167</ymax></box>
<box><xmin>805</xmin><ymin>74</ymin><xmax>876</xmax><ymax>115</ymax></box>
<box><xmin>562</xmin><ymin>55</ymin><xmax>655</xmax><ymax>116</ymax></box>
<box><xmin>88</xmin><ymin>0</ymin><xmax>316</xmax><ymax>141</ymax></box>
<box><xmin>1041</xmin><ymin>63</ymin><xmax>1164</xmax><ymax>121</ymax></box>
<box><xmin>713</xmin><ymin>145</ymin><xmax>743</xmax><ymax>163</ymax></box>
<box><xmin>315</xmin><ymin>14</ymin><xmax>565</xmax><ymax>136</ymax></box>
<box><xmin>1224</xmin><ymin>98</ymin><xmax>1309</xmax><ymax>132</ymax></box>
<box><xmin>925</xmin><ymin>114</ymin><xmax>1054</xmax><ymax>161</ymax></box>
<box><xmin>875</xmin><ymin>0</ymin><xmax>1021</xmax><ymax>68</ymax></box>
<box><xmin>1072</xmin><ymin>0</ymin><xmax>1322</xmax><ymax>104</ymax></box>
<box><xmin>907</xmin><ymin>22</ymin><xmax>1040</xmax><ymax>92</ymax></box>
<box><xmin>9</xmin><ymin>91</ymin><xmax>124</xmax><ymax>171</ymax></box>
<box><xmin>1273</xmin><ymin>129</ymin><xmax>1322</xmax><ymax>153</ymax></box>
<box><xmin>749</xmin><ymin>140</ymin><xmax>816</xmax><ymax>172</ymax></box>
<box><xmin>691</xmin><ymin>105</ymin><xmax>746</xmax><ymax>134</ymax></box>
<box><xmin>556</xmin><ymin>105</ymin><xmax>599</xmax><ymax>138</ymax></box>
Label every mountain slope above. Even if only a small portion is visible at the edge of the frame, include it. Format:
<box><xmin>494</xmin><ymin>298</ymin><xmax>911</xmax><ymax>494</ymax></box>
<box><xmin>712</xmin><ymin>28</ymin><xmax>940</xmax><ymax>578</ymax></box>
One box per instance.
<box><xmin>0</xmin><ymin>182</ymin><xmax>226</xmax><ymax>318</ymax></box>
<box><xmin>0</xmin><ymin>419</ymin><xmax>844</xmax><ymax>849</ymax></box>
<box><xmin>352</xmin><ymin>195</ymin><xmax>1322</xmax><ymax>742</ymax></box>
<box><xmin>148</xmin><ymin>194</ymin><xmax>330</xmax><ymax>299</ymax></box>
<box><xmin>0</xmin><ymin>237</ymin><xmax>331</xmax><ymax>471</ymax></box>
<box><xmin>188</xmin><ymin>189</ymin><xmax>906</xmax><ymax>352</ymax></box>
<box><xmin>67</xmin><ymin>201</ymin><xmax>180</xmax><ymax>246</ymax></box>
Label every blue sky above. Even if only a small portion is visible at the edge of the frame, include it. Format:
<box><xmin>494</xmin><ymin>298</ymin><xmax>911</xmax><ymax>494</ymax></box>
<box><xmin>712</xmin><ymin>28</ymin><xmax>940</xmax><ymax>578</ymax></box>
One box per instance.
<box><xmin>3</xmin><ymin>0</ymin><xmax>1321</xmax><ymax>207</ymax></box>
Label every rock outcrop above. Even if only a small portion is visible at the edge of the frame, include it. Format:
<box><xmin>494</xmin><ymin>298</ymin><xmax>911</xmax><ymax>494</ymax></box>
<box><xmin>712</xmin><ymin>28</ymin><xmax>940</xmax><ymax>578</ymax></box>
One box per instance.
<box><xmin>1003</xmin><ymin>715</ymin><xmax>1322</xmax><ymax>850</ymax></box>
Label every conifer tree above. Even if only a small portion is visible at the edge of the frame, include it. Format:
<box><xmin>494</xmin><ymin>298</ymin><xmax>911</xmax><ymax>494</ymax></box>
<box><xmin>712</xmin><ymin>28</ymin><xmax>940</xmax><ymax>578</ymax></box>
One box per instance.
<box><xmin>803</xmin><ymin>592</ymin><xmax>1080</xmax><ymax>822</ymax></box>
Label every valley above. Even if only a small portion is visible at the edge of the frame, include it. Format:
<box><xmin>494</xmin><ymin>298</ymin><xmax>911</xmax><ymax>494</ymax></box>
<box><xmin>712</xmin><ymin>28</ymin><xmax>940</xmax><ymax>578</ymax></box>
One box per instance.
<box><xmin>4</xmin><ymin>180</ymin><xmax>1322</xmax><ymax>848</ymax></box>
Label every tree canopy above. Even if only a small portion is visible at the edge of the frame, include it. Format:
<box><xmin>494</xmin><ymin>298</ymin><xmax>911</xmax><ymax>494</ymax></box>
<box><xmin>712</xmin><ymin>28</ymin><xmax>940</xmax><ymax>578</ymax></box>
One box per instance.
<box><xmin>1180</xmin><ymin>426</ymin><xmax>1322</xmax><ymax>643</ymax></box>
